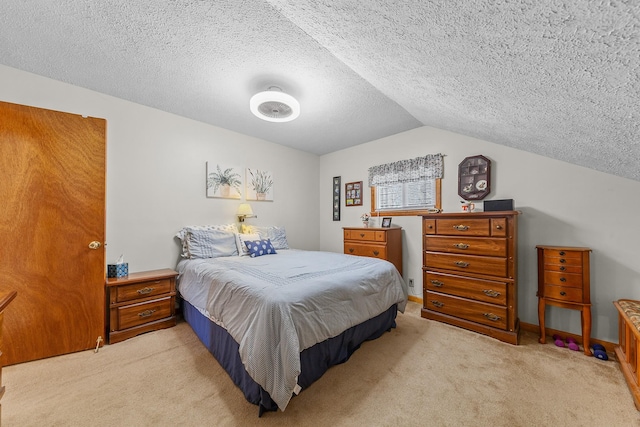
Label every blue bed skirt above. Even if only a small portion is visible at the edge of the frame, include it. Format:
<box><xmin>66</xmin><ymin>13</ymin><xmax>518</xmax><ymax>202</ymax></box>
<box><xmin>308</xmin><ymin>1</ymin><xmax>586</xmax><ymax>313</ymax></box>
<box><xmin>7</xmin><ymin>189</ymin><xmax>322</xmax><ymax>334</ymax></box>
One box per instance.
<box><xmin>182</xmin><ymin>299</ymin><xmax>398</xmax><ymax>414</ymax></box>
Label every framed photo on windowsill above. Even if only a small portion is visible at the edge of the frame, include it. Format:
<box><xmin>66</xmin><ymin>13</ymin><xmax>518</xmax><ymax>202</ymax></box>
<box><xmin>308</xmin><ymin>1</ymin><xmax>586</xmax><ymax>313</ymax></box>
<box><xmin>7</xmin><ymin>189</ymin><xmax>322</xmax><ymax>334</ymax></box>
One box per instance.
<box><xmin>381</xmin><ymin>217</ymin><xmax>392</xmax><ymax>228</ymax></box>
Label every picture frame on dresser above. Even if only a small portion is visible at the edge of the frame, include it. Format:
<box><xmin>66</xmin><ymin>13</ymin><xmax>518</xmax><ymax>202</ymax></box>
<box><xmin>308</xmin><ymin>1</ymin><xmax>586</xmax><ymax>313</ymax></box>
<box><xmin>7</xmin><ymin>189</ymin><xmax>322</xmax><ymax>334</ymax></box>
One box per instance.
<box><xmin>381</xmin><ymin>217</ymin><xmax>392</xmax><ymax>228</ymax></box>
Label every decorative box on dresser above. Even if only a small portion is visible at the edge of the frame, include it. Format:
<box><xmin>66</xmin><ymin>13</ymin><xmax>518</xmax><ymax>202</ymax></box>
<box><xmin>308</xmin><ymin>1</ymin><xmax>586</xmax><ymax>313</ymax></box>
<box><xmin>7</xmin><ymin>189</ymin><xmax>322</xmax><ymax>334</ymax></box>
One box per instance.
<box><xmin>422</xmin><ymin>211</ymin><xmax>519</xmax><ymax>344</ymax></box>
<box><xmin>106</xmin><ymin>269</ymin><xmax>178</xmax><ymax>344</ymax></box>
<box><xmin>536</xmin><ymin>246</ymin><xmax>592</xmax><ymax>356</ymax></box>
<box><xmin>343</xmin><ymin>226</ymin><xmax>403</xmax><ymax>276</ymax></box>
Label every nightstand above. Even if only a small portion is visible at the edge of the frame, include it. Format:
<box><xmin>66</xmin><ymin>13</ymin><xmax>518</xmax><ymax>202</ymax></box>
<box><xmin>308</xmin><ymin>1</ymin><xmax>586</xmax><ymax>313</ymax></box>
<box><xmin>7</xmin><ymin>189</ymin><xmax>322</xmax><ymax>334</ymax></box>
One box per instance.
<box><xmin>106</xmin><ymin>268</ymin><xmax>178</xmax><ymax>344</ymax></box>
<box><xmin>537</xmin><ymin>246</ymin><xmax>592</xmax><ymax>356</ymax></box>
<box><xmin>343</xmin><ymin>226</ymin><xmax>403</xmax><ymax>276</ymax></box>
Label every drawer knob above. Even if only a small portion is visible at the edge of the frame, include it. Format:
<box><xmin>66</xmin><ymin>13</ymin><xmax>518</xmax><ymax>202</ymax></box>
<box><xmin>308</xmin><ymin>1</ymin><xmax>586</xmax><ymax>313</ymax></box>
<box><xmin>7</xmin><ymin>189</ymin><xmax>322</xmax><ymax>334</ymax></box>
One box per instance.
<box><xmin>137</xmin><ymin>287</ymin><xmax>155</xmax><ymax>295</ymax></box>
<box><xmin>483</xmin><ymin>313</ymin><xmax>501</xmax><ymax>322</ymax></box>
<box><xmin>560</xmin><ymin>277</ymin><xmax>566</xmax><ymax>282</ymax></box>
<box><xmin>560</xmin><ymin>266</ymin><xmax>566</xmax><ymax>271</ymax></box>
<box><xmin>453</xmin><ymin>225</ymin><xmax>469</xmax><ymax>231</ymax></box>
<box><xmin>559</xmin><ymin>259</ymin><xmax>566</xmax><ymax>263</ymax></box>
<box><xmin>560</xmin><ymin>291</ymin><xmax>566</xmax><ymax>296</ymax></box>
<box><xmin>138</xmin><ymin>309</ymin><xmax>157</xmax><ymax>318</ymax></box>
<box><xmin>559</xmin><ymin>251</ymin><xmax>565</xmax><ymax>256</ymax></box>
<box><xmin>428</xmin><ymin>225</ymin><xmax>433</xmax><ymax>229</ymax></box>
<box><xmin>430</xmin><ymin>300</ymin><xmax>444</xmax><ymax>308</ymax></box>
<box><xmin>454</xmin><ymin>261</ymin><xmax>470</xmax><ymax>268</ymax></box>
<box><xmin>496</xmin><ymin>225</ymin><xmax>503</xmax><ymax>230</ymax></box>
<box><xmin>430</xmin><ymin>279</ymin><xmax>444</xmax><ymax>287</ymax></box>
<box><xmin>373</xmin><ymin>250</ymin><xmax>380</xmax><ymax>256</ymax></box>
<box><xmin>360</xmin><ymin>233</ymin><xmax>365</xmax><ymax>237</ymax></box>
<box><xmin>348</xmin><ymin>248</ymin><xmax>354</xmax><ymax>253</ymax></box>
<box><xmin>483</xmin><ymin>289</ymin><xmax>501</xmax><ymax>298</ymax></box>
<box><xmin>454</xmin><ymin>243</ymin><xmax>469</xmax><ymax>249</ymax></box>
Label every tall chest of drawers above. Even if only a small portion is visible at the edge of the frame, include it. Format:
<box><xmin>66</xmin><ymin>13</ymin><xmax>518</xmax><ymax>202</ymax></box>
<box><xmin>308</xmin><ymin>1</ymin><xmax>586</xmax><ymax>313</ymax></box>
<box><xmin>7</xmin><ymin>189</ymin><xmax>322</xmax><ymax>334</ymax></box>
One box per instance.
<box><xmin>422</xmin><ymin>211</ymin><xmax>519</xmax><ymax>344</ymax></box>
<box><xmin>343</xmin><ymin>226</ymin><xmax>403</xmax><ymax>276</ymax></box>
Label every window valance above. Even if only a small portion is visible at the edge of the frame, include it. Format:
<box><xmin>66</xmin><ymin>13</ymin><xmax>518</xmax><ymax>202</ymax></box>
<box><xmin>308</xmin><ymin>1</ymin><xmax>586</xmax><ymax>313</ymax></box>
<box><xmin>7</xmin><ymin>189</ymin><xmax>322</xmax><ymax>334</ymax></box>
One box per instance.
<box><xmin>368</xmin><ymin>154</ymin><xmax>443</xmax><ymax>187</ymax></box>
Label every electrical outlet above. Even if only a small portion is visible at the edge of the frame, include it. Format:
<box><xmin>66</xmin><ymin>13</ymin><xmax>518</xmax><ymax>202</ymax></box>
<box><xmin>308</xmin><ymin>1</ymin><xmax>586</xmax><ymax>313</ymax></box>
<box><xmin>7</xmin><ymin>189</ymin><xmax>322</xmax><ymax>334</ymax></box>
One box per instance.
<box><xmin>408</xmin><ymin>278</ymin><xmax>414</xmax><ymax>287</ymax></box>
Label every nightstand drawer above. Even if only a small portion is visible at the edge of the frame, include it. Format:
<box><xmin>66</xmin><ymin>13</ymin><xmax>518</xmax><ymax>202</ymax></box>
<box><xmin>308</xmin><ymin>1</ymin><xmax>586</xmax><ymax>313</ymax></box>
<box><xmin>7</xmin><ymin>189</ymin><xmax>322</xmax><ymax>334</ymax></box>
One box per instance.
<box><xmin>344</xmin><ymin>243</ymin><xmax>387</xmax><ymax>260</ymax></box>
<box><xmin>543</xmin><ymin>284</ymin><xmax>583</xmax><ymax>302</ymax></box>
<box><xmin>114</xmin><ymin>278</ymin><xmax>172</xmax><ymax>303</ymax></box>
<box><xmin>114</xmin><ymin>296</ymin><xmax>173</xmax><ymax>331</ymax></box>
<box><xmin>543</xmin><ymin>271</ymin><xmax>583</xmax><ymax>288</ymax></box>
<box><xmin>343</xmin><ymin>229</ymin><xmax>386</xmax><ymax>242</ymax></box>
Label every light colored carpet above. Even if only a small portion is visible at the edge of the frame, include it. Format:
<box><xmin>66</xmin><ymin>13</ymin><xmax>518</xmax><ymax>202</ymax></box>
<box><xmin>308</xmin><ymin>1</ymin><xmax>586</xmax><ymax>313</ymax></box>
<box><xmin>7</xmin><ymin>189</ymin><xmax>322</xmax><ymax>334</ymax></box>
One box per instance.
<box><xmin>3</xmin><ymin>302</ymin><xmax>639</xmax><ymax>426</ymax></box>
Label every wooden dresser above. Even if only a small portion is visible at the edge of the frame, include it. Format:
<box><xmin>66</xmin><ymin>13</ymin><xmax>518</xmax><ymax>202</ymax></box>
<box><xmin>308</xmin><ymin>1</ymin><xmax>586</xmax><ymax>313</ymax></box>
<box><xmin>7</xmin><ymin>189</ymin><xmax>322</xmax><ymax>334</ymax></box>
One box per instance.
<box><xmin>343</xmin><ymin>226</ymin><xmax>403</xmax><ymax>276</ymax></box>
<box><xmin>536</xmin><ymin>246</ymin><xmax>592</xmax><ymax>356</ymax></box>
<box><xmin>422</xmin><ymin>211</ymin><xmax>519</xmax><ymax>344</ymax></box>
<box><xmin>0</xmin><ymin>291</ymin><xmax>17</xmax><ymax>427</ymax></box>
<box><xmin>106</xmin><ymin>269</ymin><xmax>178</xmax><ymax>344</ymax></box>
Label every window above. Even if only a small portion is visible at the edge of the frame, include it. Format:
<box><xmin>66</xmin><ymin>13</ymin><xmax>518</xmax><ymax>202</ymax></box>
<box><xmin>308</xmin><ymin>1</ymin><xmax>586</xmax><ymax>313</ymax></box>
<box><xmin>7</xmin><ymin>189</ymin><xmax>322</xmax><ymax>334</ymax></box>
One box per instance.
<box><xmin>368</xmin><ymin>154</ymin><xmax>443</xmax><ymax>216</ymax></box>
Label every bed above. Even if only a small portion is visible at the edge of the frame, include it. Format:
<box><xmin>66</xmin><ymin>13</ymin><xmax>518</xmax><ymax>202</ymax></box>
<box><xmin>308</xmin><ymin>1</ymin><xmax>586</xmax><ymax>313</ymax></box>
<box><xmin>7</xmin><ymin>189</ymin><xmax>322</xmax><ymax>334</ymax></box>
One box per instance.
<box><xmin>175</xmin><ymin>224</ymin><xmax>407</xmax><ymax>414</ymax></box>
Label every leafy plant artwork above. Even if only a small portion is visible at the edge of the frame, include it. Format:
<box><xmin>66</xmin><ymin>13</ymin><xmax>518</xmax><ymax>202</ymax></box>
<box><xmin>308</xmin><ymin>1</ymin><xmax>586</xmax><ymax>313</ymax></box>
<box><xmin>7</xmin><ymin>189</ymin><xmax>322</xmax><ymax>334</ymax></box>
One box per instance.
<box><xmin>206</xmin><ymin>163</ymin><xmax>242</xmax><ymax>199</ymax></box>
<box><xmin>246</xmin><ymin>168</ymin><xmax>274</xmax><ymax>201</ymax></box>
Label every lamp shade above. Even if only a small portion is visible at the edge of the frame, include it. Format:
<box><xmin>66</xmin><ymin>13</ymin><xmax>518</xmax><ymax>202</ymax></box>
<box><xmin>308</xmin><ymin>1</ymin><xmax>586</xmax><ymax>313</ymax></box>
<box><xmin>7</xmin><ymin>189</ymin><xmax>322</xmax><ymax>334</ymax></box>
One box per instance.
<box><xmin>250</xmin><ymin>88</ymin><xmax>300</xmax><ymax>122</ymax></box>
<box><xmin>237</xmin><ymin>203</ymin><xmax>254</xmax><ymax>216</ymax></box>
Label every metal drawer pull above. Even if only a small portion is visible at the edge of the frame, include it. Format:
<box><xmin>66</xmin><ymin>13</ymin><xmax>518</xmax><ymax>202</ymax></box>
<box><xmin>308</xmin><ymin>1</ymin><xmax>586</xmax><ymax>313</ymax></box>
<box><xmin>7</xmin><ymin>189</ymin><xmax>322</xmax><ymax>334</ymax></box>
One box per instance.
<box><xmin>559</xmin><ymin>259</ymin><xmax>566</xmax><ymax>263</ymax></box>
<box><xmin>137</xmin><ymin>287</ymin><xmax>155</xmax><ymax>295</ymax></box>
<box><xmin>373</xmin><ymin>250</ymin><xmax>380</xmax><ymax>256</ymax></box>
<box><xmin>496</xmin><ymin>225</ymin><xmax>503</xmax><ymax>230</ymax></box>
<box><xmin>360</xmin><ymin>233</ymin><xmax>365</xmax><ymax>237</ymax></box>
<box><xmin>560</xmin><ymin>277</ymin><xmax>566</xmax><ymax>282</ymax></box>
<box><xmin>559</xmin><ymin>251</ymin><xmax>565</xmax><ymax>256</ymax></box>
<box><xmin>138</xmin><ymin>309</ymin><xmax>157</xmax><ymax>318</ymax></box>
<box><xmin>430</xmin><ymin>280</ymin><xmax>444</xmax><ymax>287</ymax></box>
<box><xmin>483</xmin><ymin>313</ymin><xmax>501</xmax><ymax>322</ymax></box>
<box><xmin>430</xmin><ymin>300</ymin><xmax>444</xmax><ymax>308</ymax></box>
<box><xmin>453</xmin><ymin>225</ymin><xmax>469</xmax><ymax>231</ymax></box>
<box><xmin>454</xmin><ymin>261</ymin><xmax>469</xmax><ymax>268</ymax></box>
<box><xmin>483</xmin><ymin>289</ymin><xmax>501</xmax><ymax>298</ymax></box>
<box><xmin>560</xmin><ymin>291</ymin><xmax>566</xmax><ymax>296</ymax></box>
<box><xmin>560</xmin><ymin>266</ymin><xmax>566</xmax><ymax>271</ymax></box>
<box><xmin>454</xmin><ymin>243</ymin><xmax>469</xmax><ymax>249</ymax></box>
<box><xmin>348</xmin><ymin>248</ymin><xmax>354</xmax><ymax>253</ymax></box>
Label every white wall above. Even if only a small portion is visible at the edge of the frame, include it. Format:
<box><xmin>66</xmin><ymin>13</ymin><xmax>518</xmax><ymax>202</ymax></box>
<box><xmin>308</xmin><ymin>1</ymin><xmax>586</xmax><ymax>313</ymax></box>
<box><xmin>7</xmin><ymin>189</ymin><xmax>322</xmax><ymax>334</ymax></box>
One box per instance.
<box><xmin>0</xmin><ymin>65</ymin><xmax>320</xmax><ymax>271</ymax></box>
<box><xmin>320</xmin><ymin>126</ymin><xmax>640</xmax><ymax>342</ymax></box>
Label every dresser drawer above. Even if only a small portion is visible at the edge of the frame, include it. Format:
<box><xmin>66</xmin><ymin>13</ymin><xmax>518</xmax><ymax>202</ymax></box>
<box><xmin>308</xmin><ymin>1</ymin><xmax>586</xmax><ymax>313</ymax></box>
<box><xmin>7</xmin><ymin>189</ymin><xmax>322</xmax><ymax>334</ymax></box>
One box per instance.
<box><xmin>543</xmin><ymin>271</ymin><xmax>583</xmax><ymax>288</ymax></box>
<box><xmin>344</xmin><ymin>243</ymin><xmax>387</xmax><ymax>260</ymax></box>
<box><xmin>542</xmin><ymin>262</ymin><xmax>583</xmax><ymax>274</ymax></box>
<box><xmin>543</xmin><ymin>284</ymin><xmax>583</xmax><ymax>302</ymax></box>
<box><xmin>344</xmin><ymin>229</ymin><xmax>386</xmax><ymax>242</ymax></box>
<box><xmin>425</xmin><ymin>235</ymin><xmax>507</xmax><ymax>257</ymax></box>
<box><xmin>424</xmin><ymin>271</ymin><xmax>507</xmax><ymax>305</ymax></box>
<box><xmin>425</xmin><ymin>291</ymin><xmax>508</xmax><ymax>329</ymax></box>
<box><xmin>425</xmin><ymin>252</ymin><xmax>507</xmax><ymax>277</ymax></box>
<box><xmin>543</xmin><ymin>249</ymin><xmax>583</xmax><ymax>260</ymax></box>
<box><xmin>113</xmin><ymin>278</ymin><xmax>173</xmax><ymax>303</ymax></box>
<box><xmin>114</xmin><ymin>296</ymin><xmax>174</xmax><ymax>331</ymax></box>
<box><xmin>435</xmin><ymin>219</ymin><xmax>491</xmax><ymax>236</ymax></box>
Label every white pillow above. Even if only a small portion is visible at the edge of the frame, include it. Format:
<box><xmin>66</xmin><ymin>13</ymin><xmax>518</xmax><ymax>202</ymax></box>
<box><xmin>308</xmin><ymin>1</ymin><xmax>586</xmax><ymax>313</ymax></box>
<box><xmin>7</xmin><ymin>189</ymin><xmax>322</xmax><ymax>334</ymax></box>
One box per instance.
<box><xmin>236</xmin><ymin>233</ymin><xmax>260</xmax><ymax>256</ymax></box>
<box><xmin>176</xmin><ymin>224</ymin><xmax>239</xmax><ymax>258</ymax></box>
<box><xmin>241</xmin><ymin>225</ymin><xmax>289</xmax><ymax>250</ymax></box>
<box><xmin>183</xmin><ymin>228</ymin><xmax>238</xmax><ymax>259</ymax></box>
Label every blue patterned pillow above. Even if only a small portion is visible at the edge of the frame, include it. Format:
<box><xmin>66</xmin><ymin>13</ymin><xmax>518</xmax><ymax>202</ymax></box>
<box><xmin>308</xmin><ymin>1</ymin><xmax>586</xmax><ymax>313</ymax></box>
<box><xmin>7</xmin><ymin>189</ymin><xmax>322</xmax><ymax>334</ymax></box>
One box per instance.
<box><xmin>244</xmin><ymin>239</ymin><xmax>277</xmax><ymax>258</ymax></box>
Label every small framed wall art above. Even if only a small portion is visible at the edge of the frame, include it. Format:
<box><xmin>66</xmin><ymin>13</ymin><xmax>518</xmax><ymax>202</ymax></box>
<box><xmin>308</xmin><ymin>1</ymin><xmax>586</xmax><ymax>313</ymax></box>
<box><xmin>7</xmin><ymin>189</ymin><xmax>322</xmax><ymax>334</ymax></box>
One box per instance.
<box><xmin>345</xmin><ymin>181</ymin><xmax>363</xmax><ymax>206</ymax></box>
<box><xmin>333</xmin><ymin>176</ymin><xmax>341</xmax><ymax>221</ymax></box>
<box><xmin>458</xmin><ymin>155</ymin><xmax>491</xmax><ymax>200</ymax></box>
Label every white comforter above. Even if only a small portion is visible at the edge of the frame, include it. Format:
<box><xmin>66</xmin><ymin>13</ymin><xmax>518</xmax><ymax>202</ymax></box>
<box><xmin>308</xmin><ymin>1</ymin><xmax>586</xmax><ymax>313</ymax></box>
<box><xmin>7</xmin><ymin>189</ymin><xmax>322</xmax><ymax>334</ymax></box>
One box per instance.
<box><xmin>177</xmin><ymin>250</ymin><xmax>407</xmax><ymax>411</ymax></box>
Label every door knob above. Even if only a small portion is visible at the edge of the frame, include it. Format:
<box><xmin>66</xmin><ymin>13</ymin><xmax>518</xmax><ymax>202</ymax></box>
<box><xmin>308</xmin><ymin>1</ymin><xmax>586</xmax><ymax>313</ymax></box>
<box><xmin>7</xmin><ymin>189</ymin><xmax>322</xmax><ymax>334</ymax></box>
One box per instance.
<box><xmin>88</xmin><ymin>241</ymin><xmax>102</xmax><ymax>249</ymax></box>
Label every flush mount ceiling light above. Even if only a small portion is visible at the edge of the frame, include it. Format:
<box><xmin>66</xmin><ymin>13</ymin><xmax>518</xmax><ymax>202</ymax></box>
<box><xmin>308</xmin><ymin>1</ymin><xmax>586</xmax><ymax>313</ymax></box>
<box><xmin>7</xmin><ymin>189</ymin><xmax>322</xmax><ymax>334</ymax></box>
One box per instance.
<box><xmin>250</xmin><ymin>86</ymin><xmax>300</xmax><ymax>123</ymax></box>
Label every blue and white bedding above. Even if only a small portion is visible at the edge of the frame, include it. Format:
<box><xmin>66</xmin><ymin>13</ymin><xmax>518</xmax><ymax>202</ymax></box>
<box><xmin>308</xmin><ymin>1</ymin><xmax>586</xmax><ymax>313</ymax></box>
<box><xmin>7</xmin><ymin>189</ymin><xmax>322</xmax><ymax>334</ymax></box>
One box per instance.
<box><xmin>177</xmin><ymin>249</ymin><xmax>407</xmax><ymax>411</ymax></box>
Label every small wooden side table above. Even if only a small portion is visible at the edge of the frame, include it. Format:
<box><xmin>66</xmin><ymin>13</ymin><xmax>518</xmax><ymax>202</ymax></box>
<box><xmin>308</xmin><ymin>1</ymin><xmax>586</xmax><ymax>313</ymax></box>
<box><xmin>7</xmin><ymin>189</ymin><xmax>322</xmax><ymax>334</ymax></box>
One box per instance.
<box><xmin>536</xmin><ymin>246</ymin><xmax>592</xmax><ymax>356</ymax></box>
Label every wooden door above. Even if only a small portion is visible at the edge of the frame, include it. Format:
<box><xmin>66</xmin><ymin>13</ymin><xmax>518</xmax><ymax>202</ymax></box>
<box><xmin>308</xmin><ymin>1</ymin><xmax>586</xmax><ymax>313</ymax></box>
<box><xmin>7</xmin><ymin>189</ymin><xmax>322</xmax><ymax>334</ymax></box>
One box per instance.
<box><xmin>0</xmin><ymin>101</ymin><xmax>106</xmax><ymax>366</ymax></box>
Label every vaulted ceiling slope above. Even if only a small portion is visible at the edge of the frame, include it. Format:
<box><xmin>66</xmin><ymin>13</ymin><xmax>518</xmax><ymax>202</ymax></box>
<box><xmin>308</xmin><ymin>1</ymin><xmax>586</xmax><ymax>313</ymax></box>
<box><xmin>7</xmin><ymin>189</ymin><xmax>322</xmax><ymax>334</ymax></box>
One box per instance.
<box><xmin>1</xmin><ymin>1</ymin><xmax>638</xmax><ymax>181</ymax></box>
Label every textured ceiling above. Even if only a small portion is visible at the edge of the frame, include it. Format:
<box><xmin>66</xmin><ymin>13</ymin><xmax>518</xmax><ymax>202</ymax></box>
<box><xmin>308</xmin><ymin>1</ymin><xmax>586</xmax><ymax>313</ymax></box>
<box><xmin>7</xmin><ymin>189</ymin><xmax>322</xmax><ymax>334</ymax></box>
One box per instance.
<box><xmin>1</xmin><ymin>1</ymin><xmax>639</xmax><ymax>181</ymax></box>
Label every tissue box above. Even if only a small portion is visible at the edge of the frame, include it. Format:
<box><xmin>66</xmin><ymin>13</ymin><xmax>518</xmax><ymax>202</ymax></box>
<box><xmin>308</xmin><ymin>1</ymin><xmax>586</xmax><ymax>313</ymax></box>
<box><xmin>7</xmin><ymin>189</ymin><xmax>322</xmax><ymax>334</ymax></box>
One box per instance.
<box><xmin>107</xmin><ymin>263</ymin><xmax>128</xmax><ymax>278</ymax></box>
